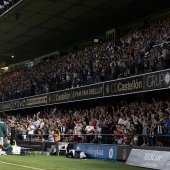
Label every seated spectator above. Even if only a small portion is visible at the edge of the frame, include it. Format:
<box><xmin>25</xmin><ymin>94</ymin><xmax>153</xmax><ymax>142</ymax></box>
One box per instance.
<box><xmin>2</xmin><ymin>140</ymin><xmax>12</xmax><ymax>155</ymax></box>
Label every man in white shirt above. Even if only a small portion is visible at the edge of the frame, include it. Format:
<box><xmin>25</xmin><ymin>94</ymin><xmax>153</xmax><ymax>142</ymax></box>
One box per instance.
<box><xmin>85</xmin><ymin>121</ymin><xmax>95</xmax><ymax>143</ymax></box>
<box><xmin>27</xmin><ymin>122</ymin><xmax>35</xmax><ymax>141</ymax></box>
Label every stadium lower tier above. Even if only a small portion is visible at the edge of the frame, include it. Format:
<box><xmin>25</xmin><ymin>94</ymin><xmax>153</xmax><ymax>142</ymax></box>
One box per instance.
<box><xmin>16</xmin><ymin>140</ymin><xmax>170</xmax><ymax>161</ymax></box>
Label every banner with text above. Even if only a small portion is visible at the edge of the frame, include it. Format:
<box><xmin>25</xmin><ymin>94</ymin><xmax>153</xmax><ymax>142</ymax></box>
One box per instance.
<box><xmin>48</xmin><ymin>89</ymin><xmax>72</xmax><ymax>104</ymax></box>
<box><xmin>104</xmin><ymin>75</ymin><xmax>143</xmax><ymax>96</ymax></box>
<box><xmin>73</xmin><ymin>143</ymin><xmax>118</xmax><ymax>161</ymax></box>
<box><xmin>47</xmin><ymin>83</ymin><xmax>103</xmax><ymax>104</ymax></box>
<box><xmin>126</xmin><ymin>149</ymin><xmax>170</xmax><ymax>170</ymax></box>
<box><xmin>117</xmin><ymin>145</ymin><xmax>132</xmax><ymax>161</ymax></box>
<box><xmin>1</xmin><ymin>70</ymin><xmax>170</xmax><ymax>112</ymax></box>
<box><xmin>13</xmin><ymin>96</ymin><xmax>47</xmax><ymax>109</ymax></box>
<box><xmin>0</xmin><ymin>95</ymin><xmax>48</xmax><ymax>111</ymax></box>
<box><xmin>71</xmin><ymin>83</ymin><xmax>103</xmax><ymax>101</ymax></box>
<box><xmin>0</xmin><ymin>101</ymin><xmax>11</xmax><ymax>111</ymax></box>
<box><xmin>143</xmin><ymin>69</ymin><xmax>170</xmax><ymax>90</ymax></box>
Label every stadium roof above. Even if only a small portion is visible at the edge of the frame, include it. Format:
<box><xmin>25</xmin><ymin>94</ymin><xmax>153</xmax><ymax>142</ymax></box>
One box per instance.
<box><xmin>0</xmin><ymin>0</ymin><xmax>169</xmax><ymax>66</ymax></box>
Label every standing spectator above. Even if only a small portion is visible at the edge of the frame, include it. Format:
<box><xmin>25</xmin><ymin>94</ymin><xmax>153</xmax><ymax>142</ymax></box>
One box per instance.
<box><xmin>60</xmin><ymin>123</ymin><xmax>66</xmax><ymax>135</ymax></box>
<box><xmin>81</xmin><ymin>121</ymin><xmax>87</xmax><ymax>143</ymax></box>
<box><xmin>73</xmin><ymin>122</ymin><xmax>79</xmax><ymax>142</ymax></box>
<box><xmin>138</xmin><ymin>114</ymin><xmax>150</xmax><ymax>146</ymax></box>
<box><xmin>149</xmin><ymin>114</ymin><xmax>156</xmax><ymax>146</ymax></box>
<box><xmin>129</xmin><ymin>124</ymin><xmax>139</xmax><ymax>146</ymax></box>
<box><xmin>27</xmin><ymin>122</ymin><xmax>35</xmax><ymax>141</ymax></box>
<box><xmin>154</xmin><ymin>112</ymin><xmax>165</xmax><ymax>147</ymax></box>
<box><xmin>21</xmin><ymin>124</ymin><xmax>27</xmax><ymax>140</ymax></box>
<box><xmin>164</xmin><ymin>114</ymin><xmax>170</xmax><ymax>147</ymax></box>
<box><xmin>123</xmin><ymin>129</ymin><xmax>131</xmax><ymax>145</ymax></box>
<box><xmin>10</xmin><ymin>123</ymin><xmax>17</xmax><ymax>145</ymax></box>
<box><xmin>101</xmin><ymin>120</ymin><xmax>111</xmax><ymax>144</ymax></box>
<box><xmin>77</xmin><ymin>122</ymin><xmax>83</xmax><ymax>142</ymax></box>
<box><xmin>113</xmin><ymin>124</ymin><xmax>123</xmax><ymax>145</ymax></box>
<box><xmin>85</xmin><ymin>121</ymin><xmax>95</xmax><ymax>143</ymax></box>
<box><xmin>96</xmin><ymin>120</ymin><xmax>102</xmax><ymax>143</ymax></box>
<box><xmin>53</xmin><ymin>127</ymin><xmax>61</xmax><ymax>156</ymax></box>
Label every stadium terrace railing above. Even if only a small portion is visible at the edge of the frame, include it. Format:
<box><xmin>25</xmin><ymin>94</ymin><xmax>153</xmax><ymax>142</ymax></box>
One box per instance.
<box><xmin>0</xmin><ymin>68</ymin><xmax>170</xmax><ymax>112</ymax></box>
<box><xmin>15</xmin><ymin>133</ymin><xmax>170</xmax><ymax>147</ymax></box>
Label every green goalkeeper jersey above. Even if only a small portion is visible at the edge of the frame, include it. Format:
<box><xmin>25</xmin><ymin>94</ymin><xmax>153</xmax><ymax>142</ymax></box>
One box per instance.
<box><xmin>0</xmin><ymin>120</ymin><xmax>7</xmax><ymax>137</ymax></box>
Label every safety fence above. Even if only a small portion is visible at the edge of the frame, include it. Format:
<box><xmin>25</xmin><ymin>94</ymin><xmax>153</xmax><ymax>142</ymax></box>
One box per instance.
<box><xmin>1</xmin><ymin>68</ymin><xmax>170</xmax><ymax>111</ymax></box>
<box><xmin>18</xmin><ymin>133</ymin><xmax>170</xmax><ymax>147</ymax></box>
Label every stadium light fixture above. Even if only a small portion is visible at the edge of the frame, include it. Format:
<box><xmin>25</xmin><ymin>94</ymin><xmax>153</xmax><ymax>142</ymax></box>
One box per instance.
<box><xmin>1</xmin><ymin>67</ymin><xmax>8</xmax><ymax>70</ymax></box>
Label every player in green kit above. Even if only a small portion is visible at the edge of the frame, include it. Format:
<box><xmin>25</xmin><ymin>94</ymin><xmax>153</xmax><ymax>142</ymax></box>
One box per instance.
<box><xmin>0</xmin><ymin>119</ymin><xmax>7</xmax><ymax>146</ymax></box>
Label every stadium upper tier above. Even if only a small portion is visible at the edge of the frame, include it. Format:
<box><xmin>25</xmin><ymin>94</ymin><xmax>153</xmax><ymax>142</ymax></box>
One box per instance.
<box><xmin>0</xmin><ymin>18</ymin><xmax>169</xmax><ymax>102</ymax></box>
<box><xmin>0</xmin><ymin>0</ymin><xmax>21</xmax><ymax>15</ymax></box>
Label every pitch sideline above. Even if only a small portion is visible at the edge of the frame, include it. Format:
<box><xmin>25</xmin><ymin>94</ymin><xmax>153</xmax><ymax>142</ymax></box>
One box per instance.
<box><xmin>0</xmin><ymin>160</ymin><xmax>46</xmax><ymax>170</ymax></box>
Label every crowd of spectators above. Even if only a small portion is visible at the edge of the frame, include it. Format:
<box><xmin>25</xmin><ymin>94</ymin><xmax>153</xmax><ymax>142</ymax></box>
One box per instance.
<box><xmin>0</xmin><ymin>0</ymin><xmax>20</xmax><ymax>15</ymax></box>
<box><xmin>1</xmin><ymin>98</ymin><xmax>170</xmax><ymax>147</ymax></box>
<box><xmin>0</xmin><ymin>18</ymin><xmax>170</xmax><ymax>102</ymax></box>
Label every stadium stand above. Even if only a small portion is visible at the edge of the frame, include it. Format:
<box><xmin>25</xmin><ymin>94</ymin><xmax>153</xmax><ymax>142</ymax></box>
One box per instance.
<box><xmin>0</xmin><ymin>18</ymin><xmax>169</xmax><ymax>102</ymax></box>
<box><xmin>1</xmin><ymin>96</ymin><xmax>170</xmax><ymax>147</ymax></box>
<box><xmin>0</xmin><ymin>1</ymin><xmax>170</xmax><ymax>167</ymax></box>
<box><xmin>0</xmin><ymin>0</ymin><xmax>20</xmax><ymax>15</ymax></box>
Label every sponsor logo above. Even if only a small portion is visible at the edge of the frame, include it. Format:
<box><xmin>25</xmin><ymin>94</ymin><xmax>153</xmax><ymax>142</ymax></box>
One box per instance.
<box><xmin>164</xmin><ymin>72</ymin><xmax>170</xmax><ymax>85</ymax></box>
<box><xmin>27</xmin><ymin>96</ymin><xmax>47</xmax><ymax>106</ymax></box>
<box><xmin>72</xmin><ymin>86</ymin><xmax>103</xmax><ymax>99</ymax></box>
<box><xmin>106</xmin><ymin>79</ymin><xmax>142</xmax><ymax>94</ymax></box>
<box><xmin>142</xmin><ymin>163</ymin><xmax>158</xmax><ymax>168</ymax></box>
<box><xmin>143</xmin><ymin>153</ymin><xmax>164</xmax><ymax>161</ymax></box>
<box><xmin>109</xmin><ymin>148</ymin><xmax>114</xmax><ymax>159</ymax></box>
<box><xmin>76</xmin><ymin>146</ymin><xmax>80</xmax><ymax>151</ymax></box>
<box><xmin>84</xmin><ymin>147</ymin><xmax>103</xmax><ymax>157</ymax></box>
<box><xmin>145</xmin><ymin>71</ymin><xmax>170</xmax><ymax>89</ymax></box>
<box><xmin>122</xmin><ymin>149</ymin><xmax>127</xmax><ymax>160</ymax></box>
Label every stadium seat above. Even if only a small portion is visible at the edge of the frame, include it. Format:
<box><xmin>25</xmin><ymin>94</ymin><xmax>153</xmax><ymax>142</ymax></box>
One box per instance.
<box><xmin>59</xmin><ymin>142</ymin><xmax>68</xmax><ymax>155</ymax></box>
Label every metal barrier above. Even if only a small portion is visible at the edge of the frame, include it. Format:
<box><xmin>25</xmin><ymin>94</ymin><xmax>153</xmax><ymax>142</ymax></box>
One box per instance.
<box><xmin>14</xmin><ymin>133</ymin><xmax>170</xmax><ymax>152</ymax></box>
<box><xmin>16</xmin><ymin>133</ymin><xmax>170</xmax><ymax>146</ymax></box>
<box><xmin>133</xmin><ymin>134</ymin><xmax>170</xmax><ymax>147</ymax></box>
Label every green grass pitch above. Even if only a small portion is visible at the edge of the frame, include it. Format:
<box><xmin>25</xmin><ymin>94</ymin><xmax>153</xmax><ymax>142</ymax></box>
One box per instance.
<box><xmin>0</xmin><ymin>154</ymin><xmax>151</xmax><ymax>170</ymax></box>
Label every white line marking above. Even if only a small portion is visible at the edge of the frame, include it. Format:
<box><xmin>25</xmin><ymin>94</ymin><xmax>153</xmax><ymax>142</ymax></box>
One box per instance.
<box><xmin>0</xmin><ymin>161</ymin><xmax>46</xmax><ymax>170</ymax></box>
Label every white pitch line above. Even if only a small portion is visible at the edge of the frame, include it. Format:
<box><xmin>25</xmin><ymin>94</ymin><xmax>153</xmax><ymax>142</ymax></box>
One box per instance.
<box><xmin>0</xmin><ymin>161</ymin><xmax>46</xmax><ymax>170</ymax></box>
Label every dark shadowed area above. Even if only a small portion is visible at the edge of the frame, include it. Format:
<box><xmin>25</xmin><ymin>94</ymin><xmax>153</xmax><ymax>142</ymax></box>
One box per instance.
<box><xmin>0</xmin><ymin>0</ymin><xmax>169</xmax><ymax>65</ymax></box>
